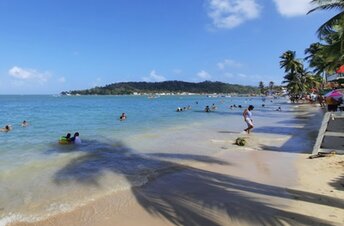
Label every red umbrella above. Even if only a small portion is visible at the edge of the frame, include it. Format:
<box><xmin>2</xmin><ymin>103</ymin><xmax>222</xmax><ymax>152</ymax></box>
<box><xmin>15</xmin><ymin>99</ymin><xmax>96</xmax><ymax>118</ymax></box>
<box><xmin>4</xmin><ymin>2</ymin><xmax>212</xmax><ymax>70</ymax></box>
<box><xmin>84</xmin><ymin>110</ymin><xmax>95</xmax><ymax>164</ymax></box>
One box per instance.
<box><xmin>336</xmin><ymin>65</ymin><xmax>344</xmax><ymax>73</ymax></box>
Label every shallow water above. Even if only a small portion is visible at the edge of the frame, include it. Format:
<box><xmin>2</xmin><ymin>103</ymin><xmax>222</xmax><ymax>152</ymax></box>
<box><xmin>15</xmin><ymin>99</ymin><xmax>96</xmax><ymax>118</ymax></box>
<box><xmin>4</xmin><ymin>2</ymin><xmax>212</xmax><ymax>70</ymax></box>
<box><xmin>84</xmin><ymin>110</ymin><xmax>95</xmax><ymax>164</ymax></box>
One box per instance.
<box><xmin>0</xmin><ymin>95</ymin><xmax>290</xmax><ymax>224</ymax></box>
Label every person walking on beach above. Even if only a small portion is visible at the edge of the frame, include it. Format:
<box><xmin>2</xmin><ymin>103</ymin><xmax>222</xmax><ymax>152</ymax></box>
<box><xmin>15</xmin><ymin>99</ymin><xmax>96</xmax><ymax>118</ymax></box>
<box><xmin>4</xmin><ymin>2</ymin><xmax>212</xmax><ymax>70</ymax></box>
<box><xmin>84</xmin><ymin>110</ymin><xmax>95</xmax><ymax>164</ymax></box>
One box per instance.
<box><xmin>243</xmin><ymin>105</ymin><xmax>254</xmax><ymax>134</ymax></box>
<box><xmin>318</xmin><ymin>94</ymin><xmax>325</xmax><ymax>108</ymax></box>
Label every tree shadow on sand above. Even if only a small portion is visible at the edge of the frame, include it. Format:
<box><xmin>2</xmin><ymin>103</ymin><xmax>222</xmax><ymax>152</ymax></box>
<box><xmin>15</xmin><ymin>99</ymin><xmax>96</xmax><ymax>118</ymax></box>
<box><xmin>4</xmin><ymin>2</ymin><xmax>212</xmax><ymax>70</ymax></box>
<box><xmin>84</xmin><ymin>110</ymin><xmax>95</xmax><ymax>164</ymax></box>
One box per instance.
<box><xmin>255</xmin><ymin>111</ymin><xmax>323</xmax><ymax>154</ymax></box>
<box><xmin>329</xmin><ymin>174</ymin><xmax>344</xmax><ymax>191</ymax></box>
<box><xmin>50</xmin><ymin>140</ymin><xmax>341</xmax><ymax>226</ymax></box>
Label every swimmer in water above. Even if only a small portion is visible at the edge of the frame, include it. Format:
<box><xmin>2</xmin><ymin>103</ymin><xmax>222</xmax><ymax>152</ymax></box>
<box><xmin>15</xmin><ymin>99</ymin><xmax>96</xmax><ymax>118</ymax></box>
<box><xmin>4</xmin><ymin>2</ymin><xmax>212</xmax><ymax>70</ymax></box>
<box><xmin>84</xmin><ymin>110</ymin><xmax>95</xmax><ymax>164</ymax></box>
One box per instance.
<box><xmin>21</xmin><ymin>120</ymin><xmax>29</xmax><ymax>127</ymax></box>
<box><xmin>0</xmin><ymin>125</ymin><xmax>12</xmax><ymax>132</ymax></box>
<box><xmin>120</xmin><ymin>113</ymin><xmax>127</xmax><ymax>121</ymax></box>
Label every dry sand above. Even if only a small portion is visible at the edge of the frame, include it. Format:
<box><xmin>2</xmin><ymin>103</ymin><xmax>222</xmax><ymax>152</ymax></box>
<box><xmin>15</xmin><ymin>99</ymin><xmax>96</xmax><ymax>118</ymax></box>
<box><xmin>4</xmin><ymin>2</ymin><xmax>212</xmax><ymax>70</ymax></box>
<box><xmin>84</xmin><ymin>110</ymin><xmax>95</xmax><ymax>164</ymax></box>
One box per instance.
<box><xmin>11</xmin><ymin>105</ymin><xmax>344</xmax><ymax>226</ymax></box>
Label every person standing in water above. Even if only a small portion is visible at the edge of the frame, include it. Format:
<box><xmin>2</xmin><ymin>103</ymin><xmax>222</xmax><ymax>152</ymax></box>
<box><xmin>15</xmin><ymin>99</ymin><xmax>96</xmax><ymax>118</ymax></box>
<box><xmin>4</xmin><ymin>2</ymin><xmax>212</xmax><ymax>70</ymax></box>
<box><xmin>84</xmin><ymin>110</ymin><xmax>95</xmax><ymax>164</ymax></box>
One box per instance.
<box><xmin>120</xmin><ymin>113</ymin><xmax>127</xmax><ymax>121</ymax></box>
<box><xmin>243</xmin><ymin>105</ymin><xmax>254</xmax><ymax>134</ymax></box>
<box><xmin>71</xmin><ymin>132</ymin><xmax>81</xmax><ymax>144</ymax></box>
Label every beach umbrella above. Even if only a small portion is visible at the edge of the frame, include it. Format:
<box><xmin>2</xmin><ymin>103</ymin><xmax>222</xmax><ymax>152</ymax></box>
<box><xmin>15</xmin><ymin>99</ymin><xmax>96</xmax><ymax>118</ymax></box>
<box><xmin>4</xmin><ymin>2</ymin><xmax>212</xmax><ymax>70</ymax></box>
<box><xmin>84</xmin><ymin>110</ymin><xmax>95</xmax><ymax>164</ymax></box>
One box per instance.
<box><xmin>336</xmin><ymin>65</ymin><xmax>344</xmax><ymax>74</ymax></box>
<box><xmin>324</xmin><ymin>89</ymin><xmax>343</xmax><ymax>103</ymax></box>
<box><xmin>324</xmin><ymin>89</ymin><xmax>343</xmax><ymax>97</ymax></box>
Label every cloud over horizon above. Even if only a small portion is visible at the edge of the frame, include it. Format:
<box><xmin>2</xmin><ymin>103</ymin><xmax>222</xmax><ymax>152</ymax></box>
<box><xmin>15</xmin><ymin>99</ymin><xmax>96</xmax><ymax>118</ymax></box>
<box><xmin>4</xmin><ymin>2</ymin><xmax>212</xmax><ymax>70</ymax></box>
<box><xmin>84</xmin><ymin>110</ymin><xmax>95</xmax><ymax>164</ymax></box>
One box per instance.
<box><xmin>217</xmin><ymin>59</ymin><xmax>243</xmax><ymax>70</ymax></box>
<box><xmin>272</xmin><ymin>0</ymin><xmax>312</xmax><ymax>17</ymax></box>
<box><xmin>8</xmin><ymin>66</ymin><xmax>51</xmax><ymax>84</ymax></box>
<box><xmin>207</xmin><ymin>0</ymin><xmax>261</xmax><ymax>29</ymax></box>
<box><xmin>197</xmin><ymin>70</ymin><xmax>212</xmax><ymax>80</ymax></box>
<box><xmin>143</xmin><ymin>70</ymin><xmax>166</xmax><ymax>82</ymax></box>
<box><xmin>58</xmin><ymin>77</ymin><xmax>66</xmax><ymax>83</ymax></box>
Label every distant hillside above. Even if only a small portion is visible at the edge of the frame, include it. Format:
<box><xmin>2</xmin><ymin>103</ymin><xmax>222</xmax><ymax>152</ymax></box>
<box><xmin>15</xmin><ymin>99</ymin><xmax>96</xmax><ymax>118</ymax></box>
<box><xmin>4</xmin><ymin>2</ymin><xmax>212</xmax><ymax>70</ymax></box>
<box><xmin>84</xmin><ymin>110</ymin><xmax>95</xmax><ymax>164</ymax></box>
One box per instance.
<box><xmin>61</xmin><ymin>81</ymin><xmax>259</xmax><ymax>95</ymax></box>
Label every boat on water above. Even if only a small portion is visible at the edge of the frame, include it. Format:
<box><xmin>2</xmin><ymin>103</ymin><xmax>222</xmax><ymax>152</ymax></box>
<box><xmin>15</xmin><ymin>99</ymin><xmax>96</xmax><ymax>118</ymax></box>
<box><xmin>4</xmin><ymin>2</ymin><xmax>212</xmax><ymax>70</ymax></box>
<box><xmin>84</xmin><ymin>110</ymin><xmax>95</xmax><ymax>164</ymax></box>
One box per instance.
<box><xmin>148</xmin><ymin>95</ymin><xmax>160</xmax><ymax>99</ymax></box>
<box><xmin>207</xmin><ymin>94</ymin><xmax>219</xmax><ymax>98</ymax></box>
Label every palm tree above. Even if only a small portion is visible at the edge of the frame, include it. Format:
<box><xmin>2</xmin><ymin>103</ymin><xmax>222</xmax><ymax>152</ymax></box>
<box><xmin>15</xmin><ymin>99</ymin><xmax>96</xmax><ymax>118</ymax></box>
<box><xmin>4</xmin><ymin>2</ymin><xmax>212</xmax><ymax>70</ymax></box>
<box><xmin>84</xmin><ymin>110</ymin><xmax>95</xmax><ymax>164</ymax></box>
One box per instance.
<box><xmin>305</xmin><ymin>43</ymin><xmax>326</xmax><ymax>75</ymax></box>
<box><xmin>258</xmin><ymin>81</ymin><xmax>265</xmax><ymax>94</ymax></box>
<box><xmin>308</xmin><ymin>0</ymin><xmax>344</xmax><ymax>39</ymax></box>
<box><xmin>305</xmin><ymin>26</ymin><xmax>344</xmax><ymax>75</ymax></box>
<box><xmin>268</xmin><ymin>81</ymin><xmax>274</xmax><ymax>90</ymax></box>
<box><xmin>280</xmin><ymin>51</ymin><xmax>311</xmax><ymax>100</ymax></box>
<box><xmin>309</xmin><ymin>1</ymin><xmax>344</xmax><ymax>72</ymax></box>
<box><xmin>280</xmin><ymin>50</ymin><xmax>303</xmax><ymax>74</ymax></box>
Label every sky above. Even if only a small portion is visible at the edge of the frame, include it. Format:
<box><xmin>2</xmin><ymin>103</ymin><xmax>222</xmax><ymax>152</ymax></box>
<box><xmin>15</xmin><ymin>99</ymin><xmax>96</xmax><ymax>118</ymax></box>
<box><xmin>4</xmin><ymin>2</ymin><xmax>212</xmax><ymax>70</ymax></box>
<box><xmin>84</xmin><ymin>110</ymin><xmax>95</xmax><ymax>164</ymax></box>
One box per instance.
<box><xmin>0</xmin><ymin>0</ymin><xmax>335</xmax><ymax>94</ymax></box>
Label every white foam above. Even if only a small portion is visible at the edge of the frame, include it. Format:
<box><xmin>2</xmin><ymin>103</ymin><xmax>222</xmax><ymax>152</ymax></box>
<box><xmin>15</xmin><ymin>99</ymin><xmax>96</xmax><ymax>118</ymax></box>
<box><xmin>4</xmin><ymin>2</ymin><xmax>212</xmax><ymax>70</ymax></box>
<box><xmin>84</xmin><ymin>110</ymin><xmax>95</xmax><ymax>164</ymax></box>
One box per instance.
<box><xmin>0</xmin><ymin>213</ymin><xmax>39</xmax><ymax>226</ymax></box>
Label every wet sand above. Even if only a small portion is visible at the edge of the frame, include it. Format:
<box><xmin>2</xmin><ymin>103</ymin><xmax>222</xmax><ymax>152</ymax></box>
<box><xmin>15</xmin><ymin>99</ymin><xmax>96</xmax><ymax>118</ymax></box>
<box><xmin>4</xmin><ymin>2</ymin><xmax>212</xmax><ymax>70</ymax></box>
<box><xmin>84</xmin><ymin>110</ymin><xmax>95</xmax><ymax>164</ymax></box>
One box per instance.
<box><xmin>10</xmin><ymin>104</ymin><xmax>344</xmax><ymax>226</ymax></box>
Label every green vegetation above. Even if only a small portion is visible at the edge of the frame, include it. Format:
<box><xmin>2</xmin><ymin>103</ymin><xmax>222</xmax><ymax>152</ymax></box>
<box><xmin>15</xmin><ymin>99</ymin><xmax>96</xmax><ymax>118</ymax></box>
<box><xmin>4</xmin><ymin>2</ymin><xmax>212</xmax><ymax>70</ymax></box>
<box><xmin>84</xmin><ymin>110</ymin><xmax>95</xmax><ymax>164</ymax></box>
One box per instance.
<box><xmin>279</xmin><ymin>50</ymin><xmax>322</xmax><ymax>100</ymax></box>
<box><xmin>61</xmin><ymin>81</ymin><xmax>259</xmax><ymax>95</ymax></box>
<box><xmin>280</xmin><ymin>0</ymin><xmax>344</xmax><ymax>100</ymax></box>
<box><xmin>257</xmin><ymin>80</ymin><xmax>282</xmax><ymax>95</ymax></box>
<box><xmin>235</xmin><ymin>137</ymin><xmax>247</xmax><ymax>146</ymax></box>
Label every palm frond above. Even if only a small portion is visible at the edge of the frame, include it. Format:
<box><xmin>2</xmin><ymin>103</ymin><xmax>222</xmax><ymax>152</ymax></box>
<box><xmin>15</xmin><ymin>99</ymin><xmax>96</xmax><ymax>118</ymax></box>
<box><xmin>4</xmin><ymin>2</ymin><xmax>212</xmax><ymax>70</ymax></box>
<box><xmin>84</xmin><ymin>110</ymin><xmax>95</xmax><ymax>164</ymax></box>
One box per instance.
<box><xmin>308</xmin><ymin>0</ymin><xmax>344</xmax><ymax>14</ymax></box>
<box><xmin>317</xmin><ymin>12</ymin><xmax>344</xmax><ymax>39</ymax></box>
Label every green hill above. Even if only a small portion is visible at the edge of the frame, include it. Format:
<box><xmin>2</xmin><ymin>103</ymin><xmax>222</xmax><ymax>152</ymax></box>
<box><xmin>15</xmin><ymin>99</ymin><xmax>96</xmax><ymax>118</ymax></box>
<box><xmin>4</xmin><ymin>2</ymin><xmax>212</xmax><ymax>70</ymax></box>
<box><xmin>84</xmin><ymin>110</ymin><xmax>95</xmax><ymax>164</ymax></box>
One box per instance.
<box><xmin>61</xmin><ymin>80</ymin><xmax>259</xmax><ymax>95</ymax></box>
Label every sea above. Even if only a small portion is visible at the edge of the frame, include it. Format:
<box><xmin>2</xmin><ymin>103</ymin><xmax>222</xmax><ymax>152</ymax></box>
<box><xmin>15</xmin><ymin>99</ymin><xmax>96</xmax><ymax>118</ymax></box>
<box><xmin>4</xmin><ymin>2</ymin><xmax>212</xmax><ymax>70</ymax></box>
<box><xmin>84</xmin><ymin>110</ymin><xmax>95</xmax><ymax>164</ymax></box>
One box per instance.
<box><xmin>0</xmin><ymin>95</ymin><xmax>289</xmax><ymax>225</ymax></box>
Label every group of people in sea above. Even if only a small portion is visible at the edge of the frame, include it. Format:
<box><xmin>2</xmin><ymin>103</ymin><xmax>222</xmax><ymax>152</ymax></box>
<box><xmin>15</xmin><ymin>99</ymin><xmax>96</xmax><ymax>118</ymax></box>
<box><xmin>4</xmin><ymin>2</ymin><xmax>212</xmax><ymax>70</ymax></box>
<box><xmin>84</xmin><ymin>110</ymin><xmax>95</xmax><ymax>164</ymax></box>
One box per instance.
<box><xmin>1</xmin><ymin>119</ymin><xmax>83</xmax><ymax>145</ymax></box>
<box><xmin>229</xmin><ymin>104</ymin><xmax>242</xmax><ymax>109</ymax></box>
<box><xmin>176</xmin><ymin>105</ymin><xmax>192</xmax><ymax>112</ymax></box>
<box><xmin>204</xmin><ymin>104</ymin><xmax>217</xmax><ymax>112</ymax></box>
<box><xmin>59</xmin><ymin>132</ymin><xmax>81</xmax><ymax>144</ymax></box>
<box><xmin>1</xmin><ymin>120</ymin><xmax>29</xmax><ymax>132</ymax></box>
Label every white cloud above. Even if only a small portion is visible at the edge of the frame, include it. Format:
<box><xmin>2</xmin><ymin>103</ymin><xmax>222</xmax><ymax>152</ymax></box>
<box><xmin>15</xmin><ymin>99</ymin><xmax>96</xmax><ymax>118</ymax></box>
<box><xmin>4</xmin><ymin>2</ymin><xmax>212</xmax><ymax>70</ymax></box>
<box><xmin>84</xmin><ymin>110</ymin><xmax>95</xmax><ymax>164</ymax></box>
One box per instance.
<box><xmin>173</xmin><ymin>69</ymin><xmax>182</xmax><ymax>75</ymax></box>
<box><xmin>8</xmin><ymin>66</ymin><xmax>51</xmax><ymax>83</ymax></box>
<box><xmin>273</xmin><ymin>0</ymin><xmax>312</xmax><ymax>17</ymax></box>
<box><xmin>217</xmin><ymin>59</ymin><xmax>242</xmax><ymax>70</ymax></box>
<box><xmin>197</xmin><ymin>70</ymin><xmax>212</xmax><ymax>79</ymax></box>
<box><xmin>224</xmin><ymin>72</ymin><xmax>234</xmax><ymax>78</ymax></box>
<box><xmin>91</xmin><ymin>77</ymin><xmax>103</xmax><ymax>87</ymax></box>
<box><xmin>222</xmin><ymin>72</ymin><xmax>281</xmax><ymax>85</ymax></box>
<box><xmin>143</xmin><ymin>70</ymin><xmax>166</xmax><ymax>82</ymax></box>
<box><xmin>207</xmin><ymin>0</ymin><xmax>261</xmax><ymax>29</ymax></box>
<box><xmin>58</xmin><ymin>77</ymin><xmax>66</xmax><ymax>83</ymax></box>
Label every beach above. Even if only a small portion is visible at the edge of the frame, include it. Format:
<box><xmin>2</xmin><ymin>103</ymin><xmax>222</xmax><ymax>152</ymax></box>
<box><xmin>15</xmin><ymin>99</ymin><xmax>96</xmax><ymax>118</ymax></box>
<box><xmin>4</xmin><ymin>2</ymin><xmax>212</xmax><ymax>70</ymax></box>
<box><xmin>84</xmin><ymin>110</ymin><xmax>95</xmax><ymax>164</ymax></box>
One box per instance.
<box><xmin>4</xmin><ymin>99</ymin><xmax>343</xmax><ymax>226</ymax></box>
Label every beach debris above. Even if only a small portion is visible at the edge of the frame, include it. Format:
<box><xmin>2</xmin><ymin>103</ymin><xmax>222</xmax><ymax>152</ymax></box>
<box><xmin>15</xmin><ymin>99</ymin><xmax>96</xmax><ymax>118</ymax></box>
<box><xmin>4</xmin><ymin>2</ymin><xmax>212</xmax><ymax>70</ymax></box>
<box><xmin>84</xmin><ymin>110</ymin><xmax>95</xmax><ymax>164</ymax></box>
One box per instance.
<box><xmin>235</xmin><ymin>137</ymin><xmax>247</xmax><ymax>146</ymax></box>
<box><xmin>309</xmin><ymin>151</ymin><xmax>336</xmax><ymax>159</ymax></box>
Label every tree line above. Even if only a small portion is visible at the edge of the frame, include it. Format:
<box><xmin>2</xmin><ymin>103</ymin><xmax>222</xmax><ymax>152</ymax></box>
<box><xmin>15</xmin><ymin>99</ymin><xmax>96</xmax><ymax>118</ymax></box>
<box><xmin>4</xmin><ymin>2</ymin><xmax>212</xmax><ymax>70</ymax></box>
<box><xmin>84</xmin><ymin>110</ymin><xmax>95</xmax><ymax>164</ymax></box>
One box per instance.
<box><xmin>61</xmin><ymin>81</ymin><xmax>259</xmax><ymax>95</ymax></box>
<box><xmin>280</xmin><ymin>0</ymin><xmax>344</xmax><ymax>100</ymax></box>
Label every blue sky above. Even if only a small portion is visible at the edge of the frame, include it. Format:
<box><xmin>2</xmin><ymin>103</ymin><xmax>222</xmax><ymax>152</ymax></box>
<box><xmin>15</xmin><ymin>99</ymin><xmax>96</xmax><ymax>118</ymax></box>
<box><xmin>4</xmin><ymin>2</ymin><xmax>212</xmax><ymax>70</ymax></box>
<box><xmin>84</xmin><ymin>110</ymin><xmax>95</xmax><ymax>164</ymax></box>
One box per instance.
<box><xmin>0</xmin><ymin>0</ymin><xmax>334</xmax><ymax>94</ymax></box>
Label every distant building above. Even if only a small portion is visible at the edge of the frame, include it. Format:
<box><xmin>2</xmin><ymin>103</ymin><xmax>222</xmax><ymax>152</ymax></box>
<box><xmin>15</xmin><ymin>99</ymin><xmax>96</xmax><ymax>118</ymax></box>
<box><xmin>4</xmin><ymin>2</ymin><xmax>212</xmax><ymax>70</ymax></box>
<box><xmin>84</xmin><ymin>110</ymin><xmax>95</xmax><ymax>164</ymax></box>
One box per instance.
<box><xmin>327</xmin><ymin>65</ymin><xmax>344</xmax><ymax>83</ymax></box>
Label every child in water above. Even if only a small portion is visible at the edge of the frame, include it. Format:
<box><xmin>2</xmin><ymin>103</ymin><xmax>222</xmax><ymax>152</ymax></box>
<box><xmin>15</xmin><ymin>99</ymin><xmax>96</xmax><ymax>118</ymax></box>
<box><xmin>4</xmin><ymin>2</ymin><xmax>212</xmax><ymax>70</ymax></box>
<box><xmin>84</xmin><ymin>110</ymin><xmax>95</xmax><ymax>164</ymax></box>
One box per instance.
<box><xmin>120</xmin><ymin>113</ymin><xmax>127</xmax><ymax>121</ymax></box>
<box><xmin>21</xmin><ymin>120</ymin><xmax>29</xmax><ymax>127</ymax></box>
<box><xmin>71</xmin><ymin>132</ymin><xmax>81</xmax><ymax>144</ymax></box>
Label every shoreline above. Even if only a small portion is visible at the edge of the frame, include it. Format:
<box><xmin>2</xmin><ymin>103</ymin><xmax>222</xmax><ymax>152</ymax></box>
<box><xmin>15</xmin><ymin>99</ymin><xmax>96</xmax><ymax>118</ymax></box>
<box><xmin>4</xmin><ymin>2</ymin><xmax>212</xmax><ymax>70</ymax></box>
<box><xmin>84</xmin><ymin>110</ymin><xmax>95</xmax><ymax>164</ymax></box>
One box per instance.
<box><xmin>8</xmin><ymin>104</ymin><xmax>344</xmax><ymax>226</ymax></box>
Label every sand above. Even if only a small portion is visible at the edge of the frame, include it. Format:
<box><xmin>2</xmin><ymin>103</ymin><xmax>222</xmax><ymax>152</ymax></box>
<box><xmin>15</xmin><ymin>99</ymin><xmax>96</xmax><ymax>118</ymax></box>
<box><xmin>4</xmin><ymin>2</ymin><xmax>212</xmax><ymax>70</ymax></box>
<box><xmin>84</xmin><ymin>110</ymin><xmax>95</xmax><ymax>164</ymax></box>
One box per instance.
<box><xmin>10</xmin><ymin>104</ymin><xmax>344</xmax><ymax>226</ymax></box>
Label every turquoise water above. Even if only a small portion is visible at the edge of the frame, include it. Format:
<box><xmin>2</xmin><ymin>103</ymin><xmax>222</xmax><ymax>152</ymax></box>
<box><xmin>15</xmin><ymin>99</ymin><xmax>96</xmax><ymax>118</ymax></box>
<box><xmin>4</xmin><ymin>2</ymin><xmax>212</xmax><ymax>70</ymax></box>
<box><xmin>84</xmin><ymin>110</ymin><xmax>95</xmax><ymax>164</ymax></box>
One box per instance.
<box><xmin>0</xmin><ymin>95</ymin><xmax>286</xmax><ymax>224</ymax></box>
